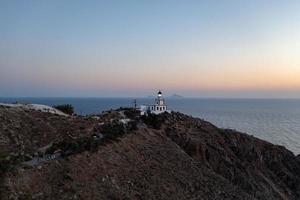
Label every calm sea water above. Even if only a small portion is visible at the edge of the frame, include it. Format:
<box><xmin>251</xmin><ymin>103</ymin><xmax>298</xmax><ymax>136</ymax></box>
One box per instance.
<box><xmin>1</xmin><ymin>97</ymin><xmax>300</xmax><ymax>155</ymax></box>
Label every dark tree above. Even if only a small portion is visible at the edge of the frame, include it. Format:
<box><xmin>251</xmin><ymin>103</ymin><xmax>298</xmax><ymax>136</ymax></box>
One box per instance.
<box><xmin>141</xmin><ymin>112</ymin><xmax>166</xmax><ymax>129</ymax></box>
<box><xmin>53</xmin><ymin>104</ymin><xmax>74</xmax><ymax>115</ymax></box>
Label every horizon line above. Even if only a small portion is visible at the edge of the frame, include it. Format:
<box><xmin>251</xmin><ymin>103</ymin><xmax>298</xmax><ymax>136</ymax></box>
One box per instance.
<box><xmin>1</xmin><ymin>96</ymin><xmax>300</xmax><ymax>100</ymax></box>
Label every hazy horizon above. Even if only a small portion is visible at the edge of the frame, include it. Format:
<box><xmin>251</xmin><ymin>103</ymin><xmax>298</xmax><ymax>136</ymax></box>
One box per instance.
<box><xmin>1</xmin><ymin>1</ymin><xmax>300</xmax><ymax>98</ymax></box>
<box><xmin>1</xmin><ymin>93</ymin><xmax>300</xmax><ymax>99</ymax></box>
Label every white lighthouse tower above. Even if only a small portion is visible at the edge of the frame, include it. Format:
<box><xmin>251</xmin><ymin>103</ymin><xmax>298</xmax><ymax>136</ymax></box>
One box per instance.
<box><xmin>154</xmin><ymin>90</ymin><xmax>167</xmax><ymax>112</ymax></box>
<box><xmin>140</xmin><ymin>90</ymin><xmax>170</xmax><ymax>115</ymax></box>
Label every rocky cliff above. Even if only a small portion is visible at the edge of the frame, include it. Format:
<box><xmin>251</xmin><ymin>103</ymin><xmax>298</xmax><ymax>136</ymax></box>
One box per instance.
<box><xmin>0</xmin><ymin>105</ymin><xmax>299</xmax><ymax>200</ymax></box>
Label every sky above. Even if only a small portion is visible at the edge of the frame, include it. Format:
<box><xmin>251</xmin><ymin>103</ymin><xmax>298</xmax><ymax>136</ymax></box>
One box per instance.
<box><xmin>1</xmin><ymin>0</ymin><xmax>300</xmax><ymax>98</ymax></box>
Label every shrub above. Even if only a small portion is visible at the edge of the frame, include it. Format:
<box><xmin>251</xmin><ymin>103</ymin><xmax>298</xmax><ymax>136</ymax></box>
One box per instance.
<box><xmin>101</xmin><ymin>123</ymin><xmax>125</xmax><ymax>140</ymax></box>
<box><xmin>53</xmin><ymin>104</ymin><xmax>74</xmax><ymax>115</ymax></box>
<box><xmin>127</xmin><ymin>120</ymin><xmax>138</xmax><ymax>131</ymax></box>
<box><xmin>0</xmin><ymin>153</ymin><xmax>24</xmax><ymax>175</ymax></box>
<box><xmin>141</xmin><ymin>112</ymin><xmax>165</xmax><ymax>129</ymax></box>
<box><xmin>124</xmin><ymin>109</ymin><xmax>140</xmax><ymax>119</ymax></box>
<box><xmin>46</xmin><ymin>136</ymin><xmax>98</xmax><ymax>155</ymax></box>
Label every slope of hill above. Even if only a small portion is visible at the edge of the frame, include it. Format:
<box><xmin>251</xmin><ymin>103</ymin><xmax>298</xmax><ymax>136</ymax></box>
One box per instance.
<box><xmin>0</xmin><ymin>105</ymin><xmax>299</xmax><ymax>200</ymax></box>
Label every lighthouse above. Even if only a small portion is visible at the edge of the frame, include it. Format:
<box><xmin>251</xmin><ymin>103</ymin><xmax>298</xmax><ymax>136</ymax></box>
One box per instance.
<box><xmin>140</xmin><ymin>90</ymin><xmax>170</xmax><ymax>115</ymax></box>
<box><xmin>153</xmin><ymin>90</ymin><xmax>167</xmax><ymax>112</ymax></box>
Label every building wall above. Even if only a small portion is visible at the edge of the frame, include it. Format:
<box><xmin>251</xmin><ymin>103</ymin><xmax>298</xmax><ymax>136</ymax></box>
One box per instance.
<box><xmin>148</xmin><ymin>105</ymin><xmax>167</xmax><ymax>113</ymax></box>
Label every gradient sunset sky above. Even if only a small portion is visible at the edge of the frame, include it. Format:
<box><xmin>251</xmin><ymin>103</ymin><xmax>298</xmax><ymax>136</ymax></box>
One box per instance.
<box><xmin>1</xmin><ymin>0</ymin><xmax>300</xmax><ymax>97</ymax></box>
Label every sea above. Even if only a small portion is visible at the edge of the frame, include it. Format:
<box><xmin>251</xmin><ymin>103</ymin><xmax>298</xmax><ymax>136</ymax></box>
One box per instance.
<box><xmin>1</xmin><ymin>97</ymin><xmax>300</xmax><ymax>155</ymax></box>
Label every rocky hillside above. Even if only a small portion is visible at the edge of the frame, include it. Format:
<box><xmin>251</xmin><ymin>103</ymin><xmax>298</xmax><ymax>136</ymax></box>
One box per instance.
<box><xmin>0</xmin><ymin>105</ymin><xmax>299</xmax><ymax>200</ymax></box>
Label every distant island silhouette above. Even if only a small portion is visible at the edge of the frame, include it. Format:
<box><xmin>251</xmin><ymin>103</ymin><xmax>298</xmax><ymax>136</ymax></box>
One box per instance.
<box><xmin>168</xmin><ymin>94</ymin><xmax>184</xmax><ymax>98</ymax></box>
<box><xmin>146</xmin><ymin>94</ymin><xmax>184</xmax><ymax>98</ymax></box>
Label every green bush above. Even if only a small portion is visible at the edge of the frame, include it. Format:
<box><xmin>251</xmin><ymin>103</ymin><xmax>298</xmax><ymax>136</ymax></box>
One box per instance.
<box><xmin>53</xmin><ymin>104</ymin><xmax>74</xmax><ymax>115</ymax></box>
<box><xmin>124</xmin><ymin>109</ymin><xmax>140</xmax><ymax>119</ymax></box>
<box><xmin>141</xmin><ymin>112</ymin><xmax>165</xmax><ymax>129</ymax></box>
<box><xmin>127</xmin><ymin>120</ymin><xmax>138</xmax><ymax>131</ymax></box>
<box><xmin>0</xmin><ymin>153</ymin><xmax>23</xmax><ymax>175</ymax></box>
<box><xmin>101</xmin><ymin>123</ymin><xmax>125</xmax><ymax>140</ymax></box>
<box><xmin>46</xmin><ymin>136</ymin><xmax>99</xmax><ymax>156</ymax></box>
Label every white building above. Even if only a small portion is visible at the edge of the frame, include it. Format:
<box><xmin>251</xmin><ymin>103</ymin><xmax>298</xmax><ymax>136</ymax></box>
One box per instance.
<box><xmin>140</xmin><ymin>90</ymin><xmax>170</xmax><ymax>115</ymax></box>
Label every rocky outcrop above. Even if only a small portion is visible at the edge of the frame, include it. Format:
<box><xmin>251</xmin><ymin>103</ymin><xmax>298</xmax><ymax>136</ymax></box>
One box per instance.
<box><xmin>0</xmin><ymin>106</ymin><xmax>299</xmax><ymax>199</ymax></box>
<box><xmin>162</xmin><ymin>112</ymin><xmax>300</xmax><ymax>199</ymax></box>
